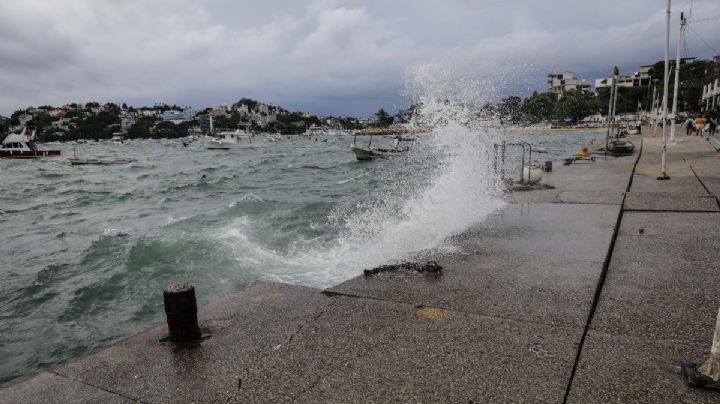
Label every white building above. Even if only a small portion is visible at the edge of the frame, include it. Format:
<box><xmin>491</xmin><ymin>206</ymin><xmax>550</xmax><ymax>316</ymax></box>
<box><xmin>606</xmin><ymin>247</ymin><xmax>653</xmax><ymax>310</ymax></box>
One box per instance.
<box><xmin>702</xmin><ymin>79</ymin><xmax>719</xmax><ymax>111</ymax></box>
<box><xmin>547</xmin><ymin>71</ymin><xmax>591</xmax><ymax>96</ymax></box>
<box><xmin>595</xmin><ymin>67</ymin><xmax>652</xmax><ymax>89</ymax></box>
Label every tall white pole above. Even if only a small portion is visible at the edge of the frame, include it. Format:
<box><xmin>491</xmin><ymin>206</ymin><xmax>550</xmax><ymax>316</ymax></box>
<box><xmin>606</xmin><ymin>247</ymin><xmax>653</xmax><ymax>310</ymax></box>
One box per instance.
<box><xmin>670</xmin><ymin>12</ymin><xmax>685</xmax><ymax>143</ymax></box>
<box><xmin>652</xmin><ymin>84</ymin><xmax>658</xmax><ymax>134</ymax></box>
<box><xmin>661</xmin><ymin>0</ymin><xmax>670</xmax><ymax>179</ymax></box>
<box><xmin>611</xmin><ymin>70</ymin><xmax>619</xmax><ymax>137</ymax></box>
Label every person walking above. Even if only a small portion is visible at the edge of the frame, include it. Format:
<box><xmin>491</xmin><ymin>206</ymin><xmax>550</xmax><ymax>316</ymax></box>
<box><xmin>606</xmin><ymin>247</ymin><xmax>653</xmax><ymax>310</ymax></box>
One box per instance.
<box><xmin>709</xmin><ymin>116</ymin><xmax>717</xmax><ymax>137</ymax></box>
<box><xmin>686</xmin><ymin>116</ymin><xmax>695</xmax><ymax>136</ymax></box>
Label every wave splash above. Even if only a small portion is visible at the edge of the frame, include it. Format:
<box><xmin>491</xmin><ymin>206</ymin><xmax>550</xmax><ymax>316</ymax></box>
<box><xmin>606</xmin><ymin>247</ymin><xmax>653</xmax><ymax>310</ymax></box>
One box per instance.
<box><xmin>221</xmin><ymin>64</ymin><xmax>506</xmax><ymax>287</ymax></box>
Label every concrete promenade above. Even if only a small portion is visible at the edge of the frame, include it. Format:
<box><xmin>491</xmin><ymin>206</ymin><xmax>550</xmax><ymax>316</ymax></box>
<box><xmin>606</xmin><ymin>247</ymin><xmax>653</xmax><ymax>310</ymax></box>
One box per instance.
<box><xmin>3</xmin><ymin>132</ymin><xmax>720</xmax><ymax>402</ymax></box>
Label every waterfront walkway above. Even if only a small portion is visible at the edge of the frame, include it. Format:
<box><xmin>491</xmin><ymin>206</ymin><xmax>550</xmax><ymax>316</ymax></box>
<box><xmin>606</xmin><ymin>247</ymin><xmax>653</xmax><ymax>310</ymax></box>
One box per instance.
<box><xmin>3</xmin><ymin>132</ymin><xmax>720</xmax><ymax>402</ymax></box>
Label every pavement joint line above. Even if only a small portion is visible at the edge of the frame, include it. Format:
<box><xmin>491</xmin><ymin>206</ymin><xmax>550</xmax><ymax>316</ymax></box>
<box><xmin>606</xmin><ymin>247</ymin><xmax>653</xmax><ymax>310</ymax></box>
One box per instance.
<box><xmin>562</xmin><ymin>138</ymin><xmax>641</xmax><ymax>403</ymax></box>
<box><xmin>687</xmin><ymin>163</ymin><xmax>720</xmax><ymax>210</ymax></box>
<box><xmin>322</xmin><ymin>289</ymin><xmax>575</xmax><ymax>329</ymax></box>
<box><xmin>49</xmin><ymin>370</ymin><xmax>146</xmax><ymax>404</ymax></box>
<box><xmin>624</xmin><ymin>208</ymin><xmax>720</xmax><ymax>213</ymax></box>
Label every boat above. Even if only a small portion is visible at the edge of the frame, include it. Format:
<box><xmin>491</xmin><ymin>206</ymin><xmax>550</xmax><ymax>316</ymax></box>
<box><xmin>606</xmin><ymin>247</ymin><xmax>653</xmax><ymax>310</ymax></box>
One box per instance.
<box><xmin>303</xmin><ymin>125</ymin><xmax>325</xmax><ymax>137</ymax></box>
<box><xmin>68</xmin><ymin>158</ymin><xmax>136</xmax><ymax>165</ymax></box>
<box><xmin>111</xmin><ymin>132</ymin><xmax>127</xmax><ymax>144</ymax></box>
<box><xmin>0</xmin><ymin>127</ymin><xmax>61</xmax><ymax>158</ymax></box>
<box><xmin>206</xmin><ymin>129</ymin><xmax>261</xmax><ymax>149</ymax></box>
<box><xmin>607</xmin><ymin>139</ymin><xmax>635</xmax><ymax>155</ymax></box>
<box><xmin>351</xmin><ymin>132</ymin><xmax>417</xmax><ymax>160</ymax></box>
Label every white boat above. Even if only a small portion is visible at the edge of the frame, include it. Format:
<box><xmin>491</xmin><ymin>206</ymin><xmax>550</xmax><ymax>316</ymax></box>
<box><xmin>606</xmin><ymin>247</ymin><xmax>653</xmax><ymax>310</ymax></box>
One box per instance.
<box><xmin>206</xmin><ymin>130</ymin><xmax>261</xmax><ymax>149</ymax></box>
<box><xmin>111</xmin><ymin>132</ymin><xmax>127</xmax><ymax>144</ymax></box>
<box><xmin>264</xmin><ymin>133</ymin><xmax>282</xmax><ymax>142</ymax></box>
<box><xmin>303</xmin><ymin>125</ymin><xmax>325</xmax><ymax>137</ymax></box>
<box><xmin>0</xmin><ymin>127</ymin><xmax>61</xmax><ymax>158</ymax></box>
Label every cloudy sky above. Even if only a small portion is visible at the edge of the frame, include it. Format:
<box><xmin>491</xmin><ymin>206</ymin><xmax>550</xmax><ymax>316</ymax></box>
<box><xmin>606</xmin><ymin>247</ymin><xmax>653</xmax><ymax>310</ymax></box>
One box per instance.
<box><xmin>1</xmin><ymin>0</ymin><xmax>718</xmax><ymax>116</ymax></box>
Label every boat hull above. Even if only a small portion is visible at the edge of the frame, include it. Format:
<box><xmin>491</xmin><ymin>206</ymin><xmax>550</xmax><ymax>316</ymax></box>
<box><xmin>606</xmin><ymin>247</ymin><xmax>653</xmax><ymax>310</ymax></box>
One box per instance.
<box><xmin>0</xmin><ymin>150</ymin><xmax>61</xmax><ymax>158</ymax></box>
<box><xmin>607</xmin><ymin>140</ymin><xmax>634</xmax><ymax>155</ymax></box>
<box><xmin>351</xmin><ymin>145</ymin><xmax>404</xmax><ymax>160</ymax></box>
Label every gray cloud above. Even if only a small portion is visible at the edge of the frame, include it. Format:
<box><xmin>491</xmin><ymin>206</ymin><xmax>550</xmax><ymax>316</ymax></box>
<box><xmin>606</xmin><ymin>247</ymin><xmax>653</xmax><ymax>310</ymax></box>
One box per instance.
<box><xmin>0</xmin><ymin>0</ymin><xmax>718</xmax><ymax>116</ymax></box>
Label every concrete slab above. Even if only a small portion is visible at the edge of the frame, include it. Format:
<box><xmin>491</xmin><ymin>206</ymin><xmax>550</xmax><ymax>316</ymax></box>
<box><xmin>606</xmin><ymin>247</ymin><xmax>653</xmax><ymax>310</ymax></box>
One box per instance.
<box><xmin>455</xmin><ymin>203</ymin><xmax>618</xmax><ymax>264</ymax></box>
<box><xmin>567</xmin><ymin>331</ymin><xmax>720</xmax><ymax>404</ymax></box>
<box><xmin>330</xmin><ymin>252</ymin><xmax>604</xmax><ymax>329</ymax></box>
<box><xmin>237</xmin><ymin>295</ymin><xmax>578</xmax><ymax>403</ymax></box>
<box><xmin>617</xmin><ymin>211</ymin><xmax>720</xmax><ymax>237</ymax></box>
<box><xmin>0</xmin><ymin>372</ymin><xmax>134</xmax><ymax>404</ymax></box>
<box><xmin>590</xmin><ymin>213</ymin><xmax>720</xmax><ymax>344</ymax></box>
<box><xmin>53</xmin><ymin>282</ymin><xmax>328</xmax><ymax>404</ymax></box>
<box><xmin>624</xmin><ymin>192</ymin><xmax>719</xmax><ymax>212</ymax></box>
<box><xmin>328</xmin><ymin>202</ymin><xmax>618</xmax><ymax>330</ymax></box>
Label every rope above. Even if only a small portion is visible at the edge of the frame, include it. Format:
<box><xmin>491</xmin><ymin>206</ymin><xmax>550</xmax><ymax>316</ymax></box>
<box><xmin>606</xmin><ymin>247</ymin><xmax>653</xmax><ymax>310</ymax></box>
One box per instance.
<box><xmin>688</xmin><ymin>27</ymin><xmax>719</xmax><ymax>55</ymax></box>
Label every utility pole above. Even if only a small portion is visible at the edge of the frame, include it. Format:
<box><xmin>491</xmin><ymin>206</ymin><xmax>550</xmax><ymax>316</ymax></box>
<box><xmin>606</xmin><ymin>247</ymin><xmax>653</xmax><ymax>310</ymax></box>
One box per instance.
<box><xmin>660</xmin><ymin>0</ymin><xmax>671</xmax><ymax>180</ymax></box>
<box><xmin>670</xmin><ymin>11</ymin><xmax>687</xmax><ymax>143</ymax></box>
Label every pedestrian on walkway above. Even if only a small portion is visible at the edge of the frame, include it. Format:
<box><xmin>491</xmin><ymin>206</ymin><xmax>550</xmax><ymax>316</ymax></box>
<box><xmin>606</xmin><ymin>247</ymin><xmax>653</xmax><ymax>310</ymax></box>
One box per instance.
<box><xmin>709</xmin><ymin>116</ymin><xmax>717</xmax><ymax>137</ymax></box>
<box><xmin>686</xmin><ymin>116</ymin><xmax>695</xmax><ymax>135</ymax></box>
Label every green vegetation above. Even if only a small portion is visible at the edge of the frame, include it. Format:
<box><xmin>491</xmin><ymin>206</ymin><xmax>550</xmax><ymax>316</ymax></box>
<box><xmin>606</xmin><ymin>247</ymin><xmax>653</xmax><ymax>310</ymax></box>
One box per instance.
<box><xmin>375</xmin><ymin>108</ymin><xmax>394</xmax><ymax>127</ymax></box>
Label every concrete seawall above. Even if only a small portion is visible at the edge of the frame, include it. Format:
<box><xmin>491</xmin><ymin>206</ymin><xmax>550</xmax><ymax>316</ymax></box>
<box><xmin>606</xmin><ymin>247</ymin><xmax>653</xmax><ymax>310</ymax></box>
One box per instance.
<box><xmin>3</xmin><ymin>132</ymin><xmax>720</xmax><ymax>403</ymax></box>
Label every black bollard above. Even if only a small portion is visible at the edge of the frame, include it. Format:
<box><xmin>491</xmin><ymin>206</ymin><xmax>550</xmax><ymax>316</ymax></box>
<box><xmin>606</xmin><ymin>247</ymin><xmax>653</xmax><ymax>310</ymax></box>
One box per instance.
<box><xmin>543</xmin><ymin>160</ymin><xmax>552</xmax><ymax>172</ymax></box>
<box><xmin>163</xmin><ymin>283</ymin><xmax>201</xmax><ymax>343</ymax></box>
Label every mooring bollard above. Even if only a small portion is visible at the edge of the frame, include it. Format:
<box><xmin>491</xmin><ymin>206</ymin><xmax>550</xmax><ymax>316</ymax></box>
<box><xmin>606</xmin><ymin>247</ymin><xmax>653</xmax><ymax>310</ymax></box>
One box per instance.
<box><xmin>543</xmin><ymin>160</ymin><xmax>552</xmax><ymax>172</ymax></box>
<box><xmin>698</xmin><ymin>308</ymin><xmax>720</xmax><ymax>382</ymax></box>
<box><xmin>163</xmin><ymin>282</ymin><xmax>201</xmax><ymax>343</ymax></box>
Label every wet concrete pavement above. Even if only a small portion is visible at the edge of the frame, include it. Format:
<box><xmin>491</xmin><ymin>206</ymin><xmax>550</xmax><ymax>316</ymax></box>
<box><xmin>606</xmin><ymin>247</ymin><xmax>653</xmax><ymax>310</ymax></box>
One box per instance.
<box><xmin>3</xmin><ymin>132</ymin><xmax>720</xmax><ymax>402</ymax></box>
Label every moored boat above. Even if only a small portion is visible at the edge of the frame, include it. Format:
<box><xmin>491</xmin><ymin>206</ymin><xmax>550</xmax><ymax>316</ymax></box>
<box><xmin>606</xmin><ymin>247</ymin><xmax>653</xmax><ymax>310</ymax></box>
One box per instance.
<box><xmin>0</xmin><ymin>127</ymin><xmax>60</xmax><ymax>158</ymax></box>
<box><xmin>206</xmin><ymin>129</ymin><xmax>261</xmax><ymax>149</ymax></box>
<box><xmin>607</xmin><ymin>139</ymin><xmax>635</xmax><ymax>155</ymax></box>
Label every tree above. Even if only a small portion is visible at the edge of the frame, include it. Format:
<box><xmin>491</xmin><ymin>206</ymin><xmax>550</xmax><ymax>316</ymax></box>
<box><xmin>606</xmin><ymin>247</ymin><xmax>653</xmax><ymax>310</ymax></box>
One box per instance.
<box><xmin>497</xmin><ymin>96</ymin><xmax>523</xmax><ymax>123</ymax></box>
<box><xmin>374</xmin><ymin>108</ymin><xmax>393</xmax><ymax>127</ymax></box>
<box><xmin>552</xmin><ymin>90</ymin><xmax>593</xmax><ymax>124</ymax></box>
<box><xmin>522</xmin><ymin>92</ymin><xmax>557</xmax><ymax>123</ymax></box>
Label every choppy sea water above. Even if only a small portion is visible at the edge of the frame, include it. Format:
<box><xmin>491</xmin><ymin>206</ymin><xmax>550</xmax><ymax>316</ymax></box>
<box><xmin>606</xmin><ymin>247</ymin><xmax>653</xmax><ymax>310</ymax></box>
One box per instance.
<box><xmin>0</xmin><ymin>130</ymin><xmax>601</xmax><ymax>387</ymax></box>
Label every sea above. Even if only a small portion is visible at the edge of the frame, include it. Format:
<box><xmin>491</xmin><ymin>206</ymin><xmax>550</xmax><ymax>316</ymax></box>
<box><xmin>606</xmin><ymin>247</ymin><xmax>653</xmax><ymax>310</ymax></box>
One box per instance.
<box><xmin>0</xmin><ymin>127</ymin><xmax>603</xmax><ymax>387</ymax></box>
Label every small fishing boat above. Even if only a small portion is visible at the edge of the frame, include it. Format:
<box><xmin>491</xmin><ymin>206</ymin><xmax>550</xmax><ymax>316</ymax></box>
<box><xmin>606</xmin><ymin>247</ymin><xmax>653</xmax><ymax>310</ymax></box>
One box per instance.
<box><xmin>350</xmin><ymin>127</ymin><xmax>427</xmax><ymax>161</ymax></box>
<box><xmin>607</xmin><ymin>139</ymin><xmax>635</xmax><ymax>155</ymax></box>
<box><xmin>0</xmin><ymin>127</ymin><xmax>61</xmax><ymax>158</ymax></box>
<box><xmin>68</xmin><ymin>158</ymin><xmax>136</xmax><ymax>165</ymax></box>
<box><xmin>111</xmin><ymin>132</ymin><xmax>127</xmax><ymax>144</ymax></box>
<box><xmin>206</xmin><ymin>130</ymin><xmax>260</xmax><ymax>149</ymax></box>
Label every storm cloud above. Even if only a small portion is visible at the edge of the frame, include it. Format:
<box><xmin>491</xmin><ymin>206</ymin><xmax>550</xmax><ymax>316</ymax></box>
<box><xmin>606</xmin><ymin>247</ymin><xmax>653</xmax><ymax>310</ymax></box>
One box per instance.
<box><xmin>0</xmin><ymin>0</ymin><xmax>718</xmax><ymax>116</ymax></box>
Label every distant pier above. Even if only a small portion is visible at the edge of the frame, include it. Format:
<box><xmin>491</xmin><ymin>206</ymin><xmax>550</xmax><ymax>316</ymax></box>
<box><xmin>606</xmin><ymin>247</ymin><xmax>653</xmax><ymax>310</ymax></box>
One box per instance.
<box><xmin>3</xmin><ymin>131</ymin><xmax>720</xmax><ymax>402</ymax></box>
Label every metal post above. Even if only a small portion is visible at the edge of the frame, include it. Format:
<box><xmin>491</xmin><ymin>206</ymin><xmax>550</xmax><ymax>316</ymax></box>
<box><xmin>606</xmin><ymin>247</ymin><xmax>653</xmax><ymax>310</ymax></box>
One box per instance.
<box><xmin>493</xmin><ymin>144</ymin><xmax>498</xmax><ymax>174</ymax></box>
<box><xmin>163</xmin><ymin>283</ymin><xmax>201</xmax><ymax>343</ymax></box>
<box><xmin>611</xmin><ymin>69</ymin><xmax>619</xmax><ymax>138</ymax></box>
<box><xmin>528</xmin><ymin>144</ymin><xmax>533</xmax><ymax>183</ymax></box>
<box><xmin>605</xmin><ymin>68</ymin><xmax>616</xmax><ymax>155</ymax></box>
<box><xmin>651</xmin><ymin>84</ymin><xmax>658</xmax><ymax>134</ymax></box>
<box><xmin>501</xmin><ymin>141</ymin><xmax>506</xmax><ymax>180</ymax></box>
<box><xmin>660</xmin><ymin>0</ymin><xmax>671</xmax><ymax>179</ymax></box>
<box><xmin>670</xmin><ymin>12</ymin><xmax>685</xmax><ymax>143</ymax></box>
<box><xmin>520</xmin><ymin>145</ymin><xmax>526</xmax><ymax>184</ymax></box>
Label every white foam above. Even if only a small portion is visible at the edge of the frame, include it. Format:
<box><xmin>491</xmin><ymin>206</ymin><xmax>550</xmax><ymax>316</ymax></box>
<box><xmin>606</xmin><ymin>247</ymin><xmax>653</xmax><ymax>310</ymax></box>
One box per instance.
<box><xmin>218</xmin><ymin>65</ymin><xmax>506</xmax><ymax>288</ymax></box>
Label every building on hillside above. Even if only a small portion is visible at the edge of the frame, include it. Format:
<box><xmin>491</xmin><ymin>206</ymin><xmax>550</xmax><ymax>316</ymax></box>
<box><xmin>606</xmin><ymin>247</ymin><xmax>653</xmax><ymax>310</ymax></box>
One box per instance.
<box><xmin>210</xmin><ymin>105</ymin><xmax>228</xmax><ymax>117</ymax></box>
<box><xmin>547</xmin><ymin>71</ymin><xmax>591</xmax><ymax>97</ymax></box>
<box><xmin>18</xmin><ymin>114</ymin><xmax>33</xmax><ymax>125</ymax></box>
<box><xmin>236</xmin><ymin>104</ymin><xmax>249</xmax><ymax>114</ymax></box>
<box><xmin>120</xmin><ymin>113</ymin><xmax>136</xmax><ymax>131</ymax></box>
<box><xmin>162</xmin><ymin>109</ymin><xmax>193</xmax><ymax>124</ymax></box>
<box><xmin>702</xmin><ymin>79</ymin><xmax>719</xmax><ymax>111</ymax></box>
<box><xmin>198</xmin><ymin>114</ymin><xmax>213</xmax><ymax>133</ymax></box>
